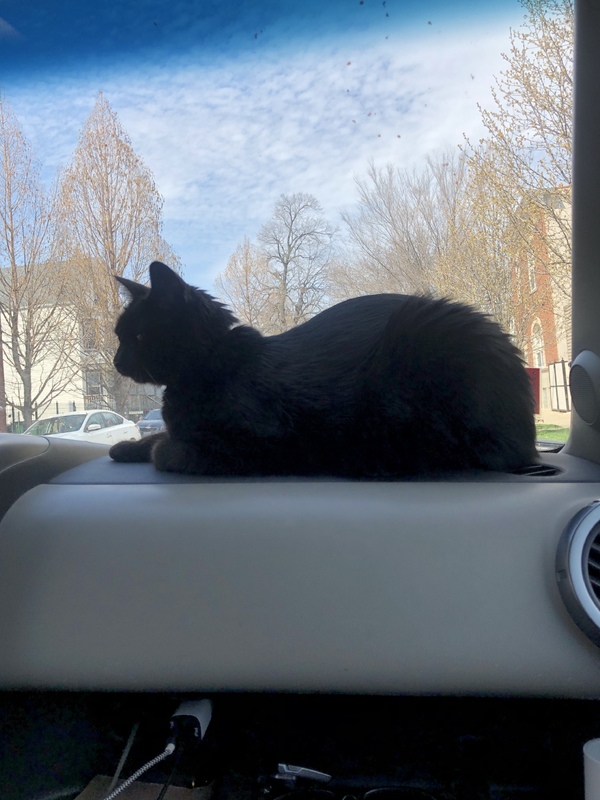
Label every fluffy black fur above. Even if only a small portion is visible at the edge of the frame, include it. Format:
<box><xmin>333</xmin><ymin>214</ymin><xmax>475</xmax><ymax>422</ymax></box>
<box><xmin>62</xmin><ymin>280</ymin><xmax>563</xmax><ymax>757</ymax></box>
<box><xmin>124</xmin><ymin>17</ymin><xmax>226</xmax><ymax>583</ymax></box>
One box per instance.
<box><xmin>110</xmin><ymin>261</ymin><xmax>537</xmax><ymax>477</ymax></box>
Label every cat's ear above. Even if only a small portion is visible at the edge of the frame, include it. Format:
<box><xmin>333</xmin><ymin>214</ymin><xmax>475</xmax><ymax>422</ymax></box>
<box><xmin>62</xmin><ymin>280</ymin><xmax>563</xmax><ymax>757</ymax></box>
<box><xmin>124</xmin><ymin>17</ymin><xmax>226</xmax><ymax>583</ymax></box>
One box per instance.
<box><xmin>148</xmin><ymin>261</ymin><xmax>187</xmax><ymax>302</ymax></box>
<box><xmin>115</xmin><ymin>275</ymin><xmax>149</xmax><ymax>299</ymax></box>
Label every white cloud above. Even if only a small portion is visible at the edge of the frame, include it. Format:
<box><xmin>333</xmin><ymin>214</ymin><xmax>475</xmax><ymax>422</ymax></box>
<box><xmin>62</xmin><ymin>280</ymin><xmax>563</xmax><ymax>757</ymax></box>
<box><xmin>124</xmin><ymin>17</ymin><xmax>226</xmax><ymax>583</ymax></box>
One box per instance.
<box><xmin>6</xmin><ymin>11</ymin><xmax>521</xmax><ymax>290</ymax></box>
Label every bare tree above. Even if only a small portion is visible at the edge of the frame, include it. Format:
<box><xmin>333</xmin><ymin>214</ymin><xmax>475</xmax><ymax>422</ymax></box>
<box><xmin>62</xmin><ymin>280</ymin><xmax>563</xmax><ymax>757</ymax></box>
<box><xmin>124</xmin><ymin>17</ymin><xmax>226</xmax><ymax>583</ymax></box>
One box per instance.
<box><xmin>464</xmin><ymin>0</ymin><xmax>573</xmax><ymax>296</ymax></box>
<box><xmin>58</xmin><ymin>92</ymin><xmax>181</xmax><ymax>414</ymax></box>
<box><xmin>257</xmin><ymin>193</ymin><xmax>336</xmax><ymax>332</ymax></box>
<box><xmin>337</xmin><ymin>1</ymin><xmax>572</xmax><ymax>346</ymax></box>
<box><xmin>339</xmin><ymin>152</ymin><xmax>469</xmax><ymax>298</ymax></box>
<box><xmin>341</xmin><ymin>162</ymin><xmax>430</xmax><ymax>295</ymax></box>
<box><xmin>432</xmin><ymin>145</ymin><xmax>537</xmax><ymax>351</ymax></box>
<box><xmin>214</xmin><ymin>238</ymin><xmax>275</xmax><ymax>331</ymax></box>
<box><xmin>216</xmin><ymin>193</ymin><xmax>336</xmax><ymax>334</ymax></box>
<box><xmin>0</xmin><ymin>96</ymin><xmax>80</xmax><ymax>429</ymax></box>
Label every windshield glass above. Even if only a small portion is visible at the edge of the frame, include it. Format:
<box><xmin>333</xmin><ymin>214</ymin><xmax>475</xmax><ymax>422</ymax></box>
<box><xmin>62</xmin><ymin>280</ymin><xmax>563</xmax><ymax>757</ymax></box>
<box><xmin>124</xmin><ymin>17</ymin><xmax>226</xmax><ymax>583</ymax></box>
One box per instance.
<box><xmin>0</xmin><ymin>0</ymin><xmax>573</xmax><ymax>444</ymax></box>
<box><xmin>25</xmin><ymin>415</ymin><xmax>87</xmax><ymax>435</ymax></box>
<box><xmin>144</xmin><ymin>410</ymin><xmax>163</xmax><ymax>420</ymax></box>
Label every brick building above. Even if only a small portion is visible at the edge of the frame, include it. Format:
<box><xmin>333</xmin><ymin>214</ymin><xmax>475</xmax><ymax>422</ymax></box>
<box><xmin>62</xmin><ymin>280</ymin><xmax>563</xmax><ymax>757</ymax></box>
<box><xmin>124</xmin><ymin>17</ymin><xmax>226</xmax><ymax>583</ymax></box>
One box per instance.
<box><xmin>512</xmin><ymin>189</ymin><xmax>571</xmax><ymax>426</ymax></box>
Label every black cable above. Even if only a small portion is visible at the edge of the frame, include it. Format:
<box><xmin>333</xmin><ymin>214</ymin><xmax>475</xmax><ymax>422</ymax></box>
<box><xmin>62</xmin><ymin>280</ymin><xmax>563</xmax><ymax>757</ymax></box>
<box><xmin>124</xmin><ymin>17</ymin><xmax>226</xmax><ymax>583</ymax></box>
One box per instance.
<box><xmin>156</xmin><ymin>742</ymin><xmax>185</xmax><ymax>800</ymax></box>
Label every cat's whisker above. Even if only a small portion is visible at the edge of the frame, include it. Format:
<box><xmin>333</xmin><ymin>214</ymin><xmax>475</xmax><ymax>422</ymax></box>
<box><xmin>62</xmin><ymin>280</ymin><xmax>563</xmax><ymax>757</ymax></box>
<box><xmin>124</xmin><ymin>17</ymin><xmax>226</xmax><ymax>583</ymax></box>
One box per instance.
<box><xmin>144</xmin><ymin>367</ymin><xmax>158</xmax><ymax>385</ymax></box>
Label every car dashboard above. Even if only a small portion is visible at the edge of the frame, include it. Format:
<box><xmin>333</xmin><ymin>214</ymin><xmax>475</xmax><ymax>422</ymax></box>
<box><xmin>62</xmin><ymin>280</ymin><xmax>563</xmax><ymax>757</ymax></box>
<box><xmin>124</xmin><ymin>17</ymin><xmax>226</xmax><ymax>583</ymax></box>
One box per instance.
<box><xmin>2</xmin><ymin>435</ymin><xmax>600</xmax><ymax>798</ymax></box>
<box><xmin>1</xmin><ymin>434</ymin><xmax>600</xmax><ymax>697</ymax></box>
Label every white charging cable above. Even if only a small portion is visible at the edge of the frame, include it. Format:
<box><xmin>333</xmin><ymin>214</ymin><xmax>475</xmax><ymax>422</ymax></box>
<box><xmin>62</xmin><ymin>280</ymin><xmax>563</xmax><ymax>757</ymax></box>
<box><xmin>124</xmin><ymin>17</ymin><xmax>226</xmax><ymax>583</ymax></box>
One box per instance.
<box><xmin>101</xmin><ymin>743</ymin><xmax>175</xmax><ymax>800</ymax></box>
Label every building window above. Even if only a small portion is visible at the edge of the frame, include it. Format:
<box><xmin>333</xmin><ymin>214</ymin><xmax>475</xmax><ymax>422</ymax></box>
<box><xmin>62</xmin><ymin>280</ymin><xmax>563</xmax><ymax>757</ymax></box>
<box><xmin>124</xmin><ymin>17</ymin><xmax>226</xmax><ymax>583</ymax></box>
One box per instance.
<box><xmin>85</xmin><ymin>370</ymin><xmax>103</xmax><ymax>396</ymax></box>
<box><xmin>527</xmin><ymin>252</ymin><xmax>537</xmax><ymax>292</ymax></box>
<box><xmin>542</xmin><ymin>387</ymin><xmax>549</xmax><ymax>409</ymax></box>
<box><xmin>564</xmin><ymin>303</ymin><xmax>572</xmax><ymax>355</ymax></box>
<box><xmin>532</xmin><ymin>322</ymin><xmax>544</xmax><ymax>367</ymax></box>
<box><xmin>81</xmin><ymin>322</ymin><xmax>97</xmax><ymax>354</ymax></box>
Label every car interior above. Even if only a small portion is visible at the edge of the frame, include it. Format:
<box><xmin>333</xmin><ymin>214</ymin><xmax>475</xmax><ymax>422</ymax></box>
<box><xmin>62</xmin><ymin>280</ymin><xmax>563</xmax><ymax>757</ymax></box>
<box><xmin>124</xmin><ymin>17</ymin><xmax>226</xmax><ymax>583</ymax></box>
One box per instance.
<box><xmin>1</xmin><ymin>1</ymin><xmax>599</xmax><ymax>799</ymax></box>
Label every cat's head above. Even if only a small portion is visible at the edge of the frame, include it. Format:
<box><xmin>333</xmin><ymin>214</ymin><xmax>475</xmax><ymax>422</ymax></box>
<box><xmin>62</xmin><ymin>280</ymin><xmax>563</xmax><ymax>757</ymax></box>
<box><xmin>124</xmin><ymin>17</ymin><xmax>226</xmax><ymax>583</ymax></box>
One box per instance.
<box><xmin>113</xmin><ymin>260</ymin><xmax>237</xmax><ymax>385</ymax></box>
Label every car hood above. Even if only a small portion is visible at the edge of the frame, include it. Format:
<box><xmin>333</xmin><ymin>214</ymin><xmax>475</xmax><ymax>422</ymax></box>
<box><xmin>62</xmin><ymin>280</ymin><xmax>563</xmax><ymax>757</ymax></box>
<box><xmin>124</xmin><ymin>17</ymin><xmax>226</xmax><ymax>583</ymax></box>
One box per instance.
<box><xmin>42</xmin><ymin>432</ymin><xmax>86</xmax><ymax>440</ymax></box>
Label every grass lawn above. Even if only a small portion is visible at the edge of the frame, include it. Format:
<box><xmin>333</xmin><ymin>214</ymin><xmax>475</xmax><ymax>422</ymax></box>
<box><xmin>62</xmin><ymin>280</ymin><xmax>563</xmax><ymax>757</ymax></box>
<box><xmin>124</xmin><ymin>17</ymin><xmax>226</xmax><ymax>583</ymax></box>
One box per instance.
<box><xmin>535</xmin><ymin>423</ymin><xmax>570</xmax><ymax>442</ymax></box>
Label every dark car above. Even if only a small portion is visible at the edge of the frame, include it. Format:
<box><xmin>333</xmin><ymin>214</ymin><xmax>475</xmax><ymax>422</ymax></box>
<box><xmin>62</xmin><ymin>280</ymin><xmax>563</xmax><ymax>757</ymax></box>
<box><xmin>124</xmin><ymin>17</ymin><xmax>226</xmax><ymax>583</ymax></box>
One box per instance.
<box><xmin>136</xmin><ymin>408</ymin><xmax>165</xmax><ymax>437</ymax></box>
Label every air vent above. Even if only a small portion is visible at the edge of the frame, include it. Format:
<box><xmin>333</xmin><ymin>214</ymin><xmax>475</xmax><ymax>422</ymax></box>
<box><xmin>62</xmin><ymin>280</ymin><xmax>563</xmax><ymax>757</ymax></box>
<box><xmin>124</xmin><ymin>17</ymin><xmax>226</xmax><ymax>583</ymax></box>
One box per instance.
<box><xmin>513</xmin><ymin>463</ymin><xmax>562</xmax><ymax>477</ymax></box>
<box><xmin>536</xmin><ymin>440</ymin><xmax>565</xmax><ymax>454</ymax></box>
<box><xmin>556</xmin><ymin>503</ymin><xmax>600</xmax><ymax>646</ymax></box>
<box><xmin>586</xmin><ymin>533</ymin><xmax>600</xmax><ymax>605</ymax></box>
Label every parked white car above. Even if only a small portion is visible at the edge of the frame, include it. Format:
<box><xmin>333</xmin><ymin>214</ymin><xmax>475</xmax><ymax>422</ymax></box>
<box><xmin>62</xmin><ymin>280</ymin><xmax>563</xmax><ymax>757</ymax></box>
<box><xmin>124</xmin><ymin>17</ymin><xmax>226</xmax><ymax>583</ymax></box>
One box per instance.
<box><xmin>23</xmin><ymin>410</ymin><xmax>141</xmax><ymax>446</ymax></box>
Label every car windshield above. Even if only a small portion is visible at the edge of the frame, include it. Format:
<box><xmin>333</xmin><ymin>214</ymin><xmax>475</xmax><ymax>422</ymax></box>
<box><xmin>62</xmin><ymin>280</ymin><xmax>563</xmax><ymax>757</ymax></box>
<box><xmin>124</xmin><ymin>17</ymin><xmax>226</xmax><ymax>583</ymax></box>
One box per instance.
<box><xmin>0</xmin><ymin>0</ymin><xmax>573</xmax><ymax>446</ymax></box>
<box><xmin>24</xmin><ymin>414</ymin><xmax>87</xmax><ymax>435</ymax></box>
<box><xmin>144</xmin><ymin>410</ymin><xmax>163</xmax><ymax>421</ymax></box>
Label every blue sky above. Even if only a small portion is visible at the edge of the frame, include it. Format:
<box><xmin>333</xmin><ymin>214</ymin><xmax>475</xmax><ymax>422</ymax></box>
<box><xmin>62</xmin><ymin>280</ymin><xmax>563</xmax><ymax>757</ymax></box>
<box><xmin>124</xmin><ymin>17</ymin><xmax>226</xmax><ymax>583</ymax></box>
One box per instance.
<box><xmin>0</xmin><ymin>0</ymin><xmax>525</xmax><ymax>290</ymax></box>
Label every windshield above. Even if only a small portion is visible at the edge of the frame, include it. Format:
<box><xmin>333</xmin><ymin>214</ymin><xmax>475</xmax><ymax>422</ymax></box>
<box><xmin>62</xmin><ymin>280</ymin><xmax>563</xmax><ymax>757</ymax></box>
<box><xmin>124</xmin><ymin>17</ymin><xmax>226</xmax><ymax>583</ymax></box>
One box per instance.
<box><xmin>0</xmin><ymin>0</ymin><xmax>573</xmax><ymax>445</ymax></box>
<box><xmin>144</xmin><ymin>410</ymin><xmax>163</xmax><ymax>420</ymax></box>
<box><xmin>24</xmin><ymin>415</ymin><xmax>87</xmax><ymax>436</ymax></box>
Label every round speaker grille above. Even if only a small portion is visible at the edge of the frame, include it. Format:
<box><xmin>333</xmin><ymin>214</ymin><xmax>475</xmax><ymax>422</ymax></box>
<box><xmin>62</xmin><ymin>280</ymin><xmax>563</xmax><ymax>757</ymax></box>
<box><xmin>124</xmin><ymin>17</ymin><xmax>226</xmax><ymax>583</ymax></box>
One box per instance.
<box><xmin>570</xmin><ymin>364</ymin><xmax>597</xmax><ymax>424</ymax></box>
<box><xmin>557</xmin><ymin>503</ymin><xmax>600</xmax><ymax>645</ymax></box>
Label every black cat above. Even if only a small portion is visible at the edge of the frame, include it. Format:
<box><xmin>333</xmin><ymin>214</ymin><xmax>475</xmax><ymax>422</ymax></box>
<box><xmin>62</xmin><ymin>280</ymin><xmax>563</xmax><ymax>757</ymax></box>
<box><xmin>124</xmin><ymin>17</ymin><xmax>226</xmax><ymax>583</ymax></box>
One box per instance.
<box><xmin>110</xmin><ymin>260</ymin><xmax>537</xmax><ymax>477</ymax></box>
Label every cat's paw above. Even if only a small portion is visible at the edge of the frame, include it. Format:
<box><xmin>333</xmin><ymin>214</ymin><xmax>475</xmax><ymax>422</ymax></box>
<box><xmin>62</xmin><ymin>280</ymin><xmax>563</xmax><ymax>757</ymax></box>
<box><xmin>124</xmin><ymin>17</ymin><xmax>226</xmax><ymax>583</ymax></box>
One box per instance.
<box><xmin>109</xmin><ymin>436</ymin><xmax>156</xmax><ymax>463</ymax></box>
<box><xmin>152</xmin><ymin>437</ymin><xmax>206</xmax><ymax>474</ymax></box>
